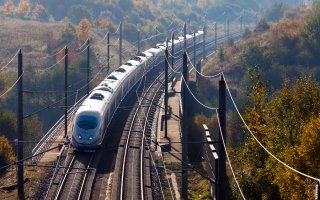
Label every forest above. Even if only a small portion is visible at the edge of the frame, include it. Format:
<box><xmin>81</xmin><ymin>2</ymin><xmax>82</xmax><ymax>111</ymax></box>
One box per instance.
<box><xmin>187</xmin><ymin>1</ymin><xmax>320</xmax><ymax>199</ymax></box>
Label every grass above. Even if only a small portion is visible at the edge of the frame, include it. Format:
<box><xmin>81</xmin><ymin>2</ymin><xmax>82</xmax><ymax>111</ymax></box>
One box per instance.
<box><xmin>160</xmin><ymin>161</ymin><xmax>210</xmax><ymax>199</ymax></box>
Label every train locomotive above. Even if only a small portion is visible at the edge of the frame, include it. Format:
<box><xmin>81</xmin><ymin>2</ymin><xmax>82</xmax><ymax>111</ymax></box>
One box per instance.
<box><xmin>71</xmin><ymin>30</ymin><xmax>204</xmax><ymax>150</ymax></box>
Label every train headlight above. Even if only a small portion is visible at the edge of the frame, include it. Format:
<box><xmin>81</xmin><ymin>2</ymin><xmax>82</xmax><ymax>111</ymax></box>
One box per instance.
<box><xmin>78</xmin><ymin>135</ymin><xmax>82</xmax><ymax>139</ymax></box>
<box><xmin>89</xmin><ymin>137</ymin><xmax>93</xmax><ymax>140</ymax></box>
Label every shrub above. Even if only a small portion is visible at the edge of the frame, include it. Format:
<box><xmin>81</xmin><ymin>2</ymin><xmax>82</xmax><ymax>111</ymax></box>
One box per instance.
<box><xmin>241</xmin><ymin>26</ymin><xmax>251</xmax><ymax>39</ymax></box>
<box><xmin>218</xmin><ymin>46</ymin><xmax>225</xmax><ymax>62</ymax></box>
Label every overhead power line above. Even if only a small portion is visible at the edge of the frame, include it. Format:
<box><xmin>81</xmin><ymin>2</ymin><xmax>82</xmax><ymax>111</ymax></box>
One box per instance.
<box><xmin>0</xmin><ymin>73</ymin><xmax>24</xmax><ymax>99</ymax></box>
<box><xmin>181</xmin><ymin>76</ymin><xmax>218</xmax><ymax>110</ymax></box>
<box><xmin>186</xmin><ymin>52</ymin><xmax>222</xmax><ymax>78</ymax></box>
<box><xmin>38</xmin><ymin>54</ymin><xmax>66</xmax><ymax>73</ymax></box>
<box><xmin>216</xmin><ymin>109</ymin><xmax>246</xmax><ymax>199</ymax></box>
<box><xmin>0</xmin><ymin>49</ymin><xmax>19</xmax><ymax>72</ymax></box>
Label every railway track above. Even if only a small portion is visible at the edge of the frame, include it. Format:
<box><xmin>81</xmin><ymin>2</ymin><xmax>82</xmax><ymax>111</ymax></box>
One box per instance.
<box><xmin>110</xmin><ymin>32</ymin><xmax>238</xmax><ymax>199</ymax></box>
<box><xmin>119</xmin><ymin>65</ymin><xmax>163</xmax><ymax>200</ymax></box>
<box><xmin>45</xmin><ymin>151</ymin><xmax>95</xmax><ymax>200</ymax></box>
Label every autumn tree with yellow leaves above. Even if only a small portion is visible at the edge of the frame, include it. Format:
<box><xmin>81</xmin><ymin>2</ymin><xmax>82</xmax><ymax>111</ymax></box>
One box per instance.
<box><xmin>3</xmin><ymin>0</ymin><xmax>15</xmax><ymax>15</ymax></box>
<box><xmin>31</xmin><ymin>3</ymin><xmax>49</xmax><ymax>21</ymax></box>
<box><xmin>77</xmin><ymin>18</ymin><xmax>91</xmax><ymax>42</ymax></box>
<box><xmin>17</xmin><ymin>0</ymin><xmax>30</xmax><ymax>18</ymax></box>
<box><xmin>0</xmin><ymin>135</ymin><xmax>15</xmax><ymax>170</ymax></box>
<box><xmin>233</xmin><ymin>75</ymin><xmax>320</xmax><ymax>199</ymax></box>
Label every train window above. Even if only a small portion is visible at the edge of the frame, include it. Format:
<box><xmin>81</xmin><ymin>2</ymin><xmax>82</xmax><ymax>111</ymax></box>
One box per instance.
<box><xmin>96</xmin><ymin>86</ymin><xmax>113</xmax><ymax>93</ymax></box>
<box><xmin>107</xmin><ymin>75</ymin><xmax>118</xmax><ymax>80</ymax></box>
<box><xmin>137</xmin><ymin>53</ymin><xmax>146</xmax><ymax>57</ymax></box>
<box><xmin>148</xmin><ymin>52</ymin><xmax>155</xmax><ymax>57</ymax></box>
<box><xmin>124</xmin><ymin>62</ymin><xmax>133</xmax><ymax>66</ymax></box>
<box><xmin>90</xmin><ymin>93</ymin><xmax>104</xmax><ymax>100</ymax></box>
<box><xmin>77</xmin><ymin>115</ymin><xmax>98</xmax><ymax>130</ymax></box>
<box><xmin>115</xmin><ymin>68</ymin><xmax>126</xmax><ymax>73</ymax></box>
<box><xmin>132</xmin><ymin>57</ymin><xmax>142</xmax><ymax>62</ymax></box>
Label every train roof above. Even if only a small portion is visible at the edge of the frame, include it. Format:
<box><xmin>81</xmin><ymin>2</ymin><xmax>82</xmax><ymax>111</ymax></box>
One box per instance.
<box><xmin>197</xmin><ymin>30</ymin><xmax>204</xmax><ymax>35</ymax></box>
<box><xmin>119</xmin><ymin>64</ymin><xmax>136</xmax><ymax>74</ymax></box>
<box><xmin>169</xmin><ymin>39</ymin><xmax>181</xmax><ymax>45</ymax></box>
<box><xmin>186</xmin><ymin>34</ymin><xmax>193</xmax><ymax>39</ymax></box>
<box><xmin>139</xmin><ymin>52</ymin><xmax>153</xmax><ymax>59</ymax></box>
<box><xmin>145</xmin><ymin>48</ymin><xmax>162</xmax><ymax>57</ymax></box>
<box><xmin>76</xmin><ymin>89</ymin><xmax>112</xmax><ymax>118</ymax></box>
<box><xmin>156</xmin><ymin>43</ymin><xmax>166</xmax><ymax>50</ymax></box>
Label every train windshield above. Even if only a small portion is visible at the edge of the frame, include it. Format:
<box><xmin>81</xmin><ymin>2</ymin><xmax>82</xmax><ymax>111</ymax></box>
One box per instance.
<box><xmin>77</xmin><ymin>115</ymin><xmax>98</xmax><ymax>130</ymax></box>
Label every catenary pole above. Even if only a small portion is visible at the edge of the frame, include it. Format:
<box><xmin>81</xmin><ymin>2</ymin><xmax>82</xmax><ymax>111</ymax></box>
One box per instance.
<box><xmin>218</xmin><ymin>74</ymin><xmax>227</xmax><ymax>200</ymax></box>
<box><xmin>64</xmin><ymin>47</ymin><xmax>68</xmax><ymax>139</ymax></box>
<box><xmin>86</xmin><ymin>40</ymin><xmax>90</xmax><ymax>95</ymax></box>
<box><xmin>107</xmin><ymin>32</ymin><xmax>110</xmax><ymax>75</ymax></box>
<box><xmin>182</xmin><ymin>51</ymin><xmax>189</xmax><ymax>199</ymax></box>
<box><xmin>17</xmin><ymin>49</ymin><xmax>24</xmax><ymax>200</ymax></box>
<box><xmin>165</xmin><ymin>48</ymin><xmax>169</xmax><ymax>138</ymax></box>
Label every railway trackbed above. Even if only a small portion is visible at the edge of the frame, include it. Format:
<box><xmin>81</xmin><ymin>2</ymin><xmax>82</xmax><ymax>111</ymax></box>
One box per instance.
<box><xmin>111</xmin><ymin>60</ymin><xmax>164</xmax><ymax>200</ymax></box>
<box><xmin>44</xmin><ymin>150</ymin><xmax>95</xmax><ymax>200</ymax></box>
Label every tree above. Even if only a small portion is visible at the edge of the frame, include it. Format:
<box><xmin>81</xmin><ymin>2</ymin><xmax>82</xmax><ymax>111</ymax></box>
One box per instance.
<box><xmin>61</xmin><ymin>23</ymin><xmax>76</xmax><ymax>42</ymax></box>
<box><xmin>77</xmin><ymin>18</ymin><xmax>91</xmax><ymax>42</ymax></box>
<box><xmin>32</xmin><ymin>3</ymin><xmax>50</xmax><ymax>21</ymax></box>
<box><xmin>3</xmin><ymin>0</ymin><xmax>14</xmax><ymax>16</ymax></box>
<box><xmin>0</xmin><ymin>110</ymin><xmax>17</xmax><ymax>140</ymax></box>
<box><xmin>17</xmin><ymin>0</ymin><xmax>30</xmax><ymax>18</ymax></box>
<box><xmin>235</xmin><ymin>77</ymin><xmax>320</xmax><ymax>198</ymax></box>
<box><xmin>300</xmin><ymin>11</ymin><xmax>320</xmax><ymax>64</ymax></box>
<box><xmin>233</xmin><ymin>68</ymin><xmax>280</xmax><ymax>199</ymax></box>
<box><xmin>254</xmin><ymin>18</ymin><xmax>270</xmax><ymax>33</ymax></box>
<box><xmin>241</xmin><ymin>44</ymin><xmax>270</xmax><ymax>71</ymax></box>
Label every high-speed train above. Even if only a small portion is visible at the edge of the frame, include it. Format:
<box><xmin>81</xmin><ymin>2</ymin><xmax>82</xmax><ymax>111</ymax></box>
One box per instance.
<box><xmin>71</xmin><ymin>30</ymin><xmax>204</xmax><ymax>150</ymax></box>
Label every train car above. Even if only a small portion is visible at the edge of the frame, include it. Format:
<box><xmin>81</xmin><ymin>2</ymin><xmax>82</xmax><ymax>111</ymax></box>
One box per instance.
<box><xmin>71</xmin><ymin>85</ymin><xmax>115</xmax><ymax>150</ymax></box>
<box><xmin>71</xmin><ymin>67</ymin><xmax>130</xmax><ymax>150</ymax></box>
<box><xmin>71</xmin><ymin>29</ymin><xmax>203</xmax><ymax>150</ymax></box>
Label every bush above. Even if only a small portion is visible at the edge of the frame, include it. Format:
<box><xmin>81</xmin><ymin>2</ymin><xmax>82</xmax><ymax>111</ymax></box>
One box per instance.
<box><xmin>241</xmin><ymin>26</ymin><xmax>251</xmax><ymax>39</ymax></box>
<box><xmin>218</xmin><ymin>46</ymin><xmax>225</xmax><ymax>62</ymax></box>
<box><xmin>227</xmin><ymin>37</ymin><xmax>234</xmax><ymax>47</ymax></box>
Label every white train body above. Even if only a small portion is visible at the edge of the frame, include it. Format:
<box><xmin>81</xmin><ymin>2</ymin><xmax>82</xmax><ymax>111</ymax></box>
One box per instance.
<box><xmin>71</xmin><ymin>29</ymin><xmax>204</xmax><ymax>150</ymax></box>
